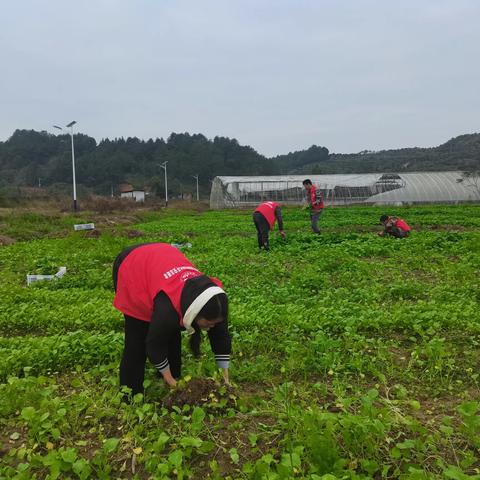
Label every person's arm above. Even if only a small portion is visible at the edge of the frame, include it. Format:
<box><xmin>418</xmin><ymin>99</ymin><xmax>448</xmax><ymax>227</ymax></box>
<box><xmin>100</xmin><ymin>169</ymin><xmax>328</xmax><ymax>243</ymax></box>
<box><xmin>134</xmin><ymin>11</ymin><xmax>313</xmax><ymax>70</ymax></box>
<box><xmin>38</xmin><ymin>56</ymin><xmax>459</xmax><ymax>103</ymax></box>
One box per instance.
<box><xmin>275</xmin><ymin>206</ymin><xmax>285</xmax><ymax>236</ymax></box>
<box><xmin>147</xmin><ymin>292</ymin><xmax>180</xmax><ymax>387</ymax></box>
<box><xmin>207</xmin><ymin>319</ymin><xmax>232</xmax><ymax>384</ymax></box>
<box><xmin>385</xmin><ymin>217</ymin><xmax>396</xmax><ymax>232</ymax></box>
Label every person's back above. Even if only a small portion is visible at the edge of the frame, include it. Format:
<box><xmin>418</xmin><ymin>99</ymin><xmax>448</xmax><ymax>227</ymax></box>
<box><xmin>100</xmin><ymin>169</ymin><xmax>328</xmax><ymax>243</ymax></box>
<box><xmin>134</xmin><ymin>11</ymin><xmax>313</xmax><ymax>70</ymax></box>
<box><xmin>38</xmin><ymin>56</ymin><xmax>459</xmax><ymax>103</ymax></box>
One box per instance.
<box><xmin>379</xmin><ymin>215</ymin><xmax>411</xmax><ymax>238</ymax></box>
<box><xmin>395</xmin><ymin>217</ymin><xmax>411</xmax><ymax>233</ymax></box>
<box><xmin>255</xmin><ymin>201</ymin><xmax>280</xmax><ymax>229</ymax></box>
<box><xmin>253</xmin><ymin>201</ymin><xmax>285</xmax><ymax>250</ymax></box>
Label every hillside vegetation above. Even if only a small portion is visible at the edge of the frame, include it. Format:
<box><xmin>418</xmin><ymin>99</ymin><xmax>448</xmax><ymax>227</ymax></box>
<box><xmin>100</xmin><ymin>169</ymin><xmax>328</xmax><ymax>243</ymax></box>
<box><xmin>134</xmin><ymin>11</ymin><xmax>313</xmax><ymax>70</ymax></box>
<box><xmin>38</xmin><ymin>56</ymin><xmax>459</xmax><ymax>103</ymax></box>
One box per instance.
<box><xmin>276</xmin><ymin>134</ymin><xmax>480</xmax><ymax>174</ymax></box>
<box><xmin>0</xmin><ymin>130</ymin><xmax>479</xmax><ymax>198</ymax></box>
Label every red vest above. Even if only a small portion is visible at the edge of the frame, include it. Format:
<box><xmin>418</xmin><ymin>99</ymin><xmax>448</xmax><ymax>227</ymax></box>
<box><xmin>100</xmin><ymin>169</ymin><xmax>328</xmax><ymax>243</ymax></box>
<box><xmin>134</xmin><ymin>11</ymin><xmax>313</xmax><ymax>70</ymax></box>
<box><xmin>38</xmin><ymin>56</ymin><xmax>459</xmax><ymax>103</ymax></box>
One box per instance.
<box><xmin>113</xmin><ymin>243</ymin><xmax>221</xmax><ymax>325</ymax></box>
<box><xmin>309</xmin><ymin>186</ymin><xmax>324</xmax><ymax>210</ymax></box>
<box><xmin>255</xmin><ymin>201</ymin><xmax>279</xmax><ymax>229</ymax></box>
<box><xmin>395</xmin><ymin>218</ymin><xmax>411</xmax><ymax>232</ymax></box>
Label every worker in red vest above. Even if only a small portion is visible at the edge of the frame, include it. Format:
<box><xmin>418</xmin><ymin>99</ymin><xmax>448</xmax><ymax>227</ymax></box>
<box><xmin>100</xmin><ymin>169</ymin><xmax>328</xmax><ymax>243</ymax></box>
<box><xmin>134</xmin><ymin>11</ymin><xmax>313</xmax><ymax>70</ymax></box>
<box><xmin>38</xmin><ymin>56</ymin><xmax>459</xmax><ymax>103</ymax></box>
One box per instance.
<box><xmin>112</xmin><ymin>243</ymin><xmax>231</xmax><ymax>396</ymax></box>
<box><xmin>253</xmin><ymin>201</ymin><xmax>286</xmax><ymax>250</ymax></box>
<box><xmin>378</xmin><ymin>215</ymin><xmax>411</xmax><ymax>238</ymax></box>
<box><xmin>303</xmin><ymin>179</ymin><xmax>324</xmax><ymax>234</ymax></box>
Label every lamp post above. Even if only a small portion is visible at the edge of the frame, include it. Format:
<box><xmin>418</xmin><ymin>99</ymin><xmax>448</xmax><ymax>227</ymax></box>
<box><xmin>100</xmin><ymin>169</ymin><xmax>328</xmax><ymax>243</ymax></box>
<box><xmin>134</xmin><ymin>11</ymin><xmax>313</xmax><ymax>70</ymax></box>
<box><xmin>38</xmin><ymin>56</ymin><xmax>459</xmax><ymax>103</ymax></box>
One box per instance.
<box><xmin>159</xmin><ymin>161</ymin><xmax>168</xmax><ymax>207</ymax></box>
<box><xmin>53</xmin><ymin>120</ymin><xmax>78</xmax><ymax>211</ymax></box>
<box><xmin>192</xmin><ymin>174</ymin><xmax>199</xmax><ymax>201</ymax></box>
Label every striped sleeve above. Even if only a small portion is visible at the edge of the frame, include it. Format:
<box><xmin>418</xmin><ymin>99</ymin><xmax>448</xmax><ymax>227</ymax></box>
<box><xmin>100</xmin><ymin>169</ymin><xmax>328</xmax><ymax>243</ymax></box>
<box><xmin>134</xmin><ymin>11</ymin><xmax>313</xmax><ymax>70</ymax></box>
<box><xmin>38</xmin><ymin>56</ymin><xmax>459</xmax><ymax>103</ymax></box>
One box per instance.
<box><xmin>214</xmin><ymin>353</ymin><xmax>230</xmax><ymax>369</ymax></box>
<box><xmin>153</xmin><ymin>358</ymin><xmax>170</xmax><ymax>373</ymax></box>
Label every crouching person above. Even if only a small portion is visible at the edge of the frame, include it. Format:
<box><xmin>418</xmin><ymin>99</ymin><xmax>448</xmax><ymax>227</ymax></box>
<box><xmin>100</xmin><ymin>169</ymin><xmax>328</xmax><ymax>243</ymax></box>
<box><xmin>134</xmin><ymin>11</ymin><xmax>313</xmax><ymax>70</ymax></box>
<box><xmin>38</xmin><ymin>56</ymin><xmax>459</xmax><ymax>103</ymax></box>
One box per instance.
<box><xmin>112</xmin><ymin>243</ymin><xmax>231</xmax><ymax>396</ymax></box>
<box><xmin>379</xmin><ymin>215</ymin><xmax>411</xmax><ymax>238</ymax></box>
<box><xmin>253</xmin><ymin>201</ymin><xmax>286</xmax><ymax>250</ymax></box>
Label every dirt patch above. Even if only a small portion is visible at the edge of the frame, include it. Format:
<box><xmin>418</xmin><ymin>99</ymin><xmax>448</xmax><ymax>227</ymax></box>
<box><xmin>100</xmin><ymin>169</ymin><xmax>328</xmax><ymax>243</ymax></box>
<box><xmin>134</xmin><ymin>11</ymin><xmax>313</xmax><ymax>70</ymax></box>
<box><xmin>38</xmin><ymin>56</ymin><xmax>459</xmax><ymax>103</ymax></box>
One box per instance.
<box><xmin>331</xmin><ymin>226</ymin><xmax>380</xmax><ymax>234</ymax></box>
<box><xmin>361</xmin><ymin>256</ymin><xmax>389</xmax><ymax>264</ymax></box>
<box><xmin>162</xmin><ymin>378</ymin><xmax>236</xmax><ymax>410</ymax></box>
<box><xmin>95</xmin><ymin>214</ymin><xmax>141</xmax><ymax>226</ymax></box>
<box><xmin>166</xmin><ymin>201</ymin><xmax>210</xmax><ymax>213</ymax></box>
<box><xmin>421</xmin><ymin>224</ymin><xmax>469</xmax><ymax>232</ymax></box>
<box><xmin>388</xmin><ymin>346</ymin><xmax>411</xmax><ymax>367</ymax></box>
<box><xmin>125</xmin><ymin>230</ymin><xmax>145</xmax><ymax>238</ymax></box>
<box><xmin>0</xmin><ymin>425</ymin><xmax>28</xmax><ymax>456</ymax></box>
<box><xmin>83</xmin><ymin>229</ymin><xmax>102</xmax><ymax>238</ymax></box>
<box><xmin>415</xmin><ymin>388</ymin><xmax>480</xmax><ymax>422</ymax></box>
<box><xmin>193</xmin><ymin>414</ymin><xmax>280</xmax><ymax>479</ymax></box>
<box><xmin>0</xmin><ymin>235</ymin><xmax>16</xmax><ymax>246</ymax></box>
<box><xmin>407</xmin><ymin>269</ymin><xmax>436</xmax><ymax>281</ymax></box>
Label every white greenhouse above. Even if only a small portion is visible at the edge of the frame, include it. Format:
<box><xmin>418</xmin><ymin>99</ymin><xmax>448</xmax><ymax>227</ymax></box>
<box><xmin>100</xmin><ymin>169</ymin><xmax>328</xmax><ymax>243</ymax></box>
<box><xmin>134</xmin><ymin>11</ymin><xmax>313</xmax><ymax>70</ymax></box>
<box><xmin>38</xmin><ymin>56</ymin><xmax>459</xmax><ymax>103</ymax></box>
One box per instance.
<box><xmin>210</xmin><ymin>171</ymin><xmax>480</xmax><ymax>209</ymax></box>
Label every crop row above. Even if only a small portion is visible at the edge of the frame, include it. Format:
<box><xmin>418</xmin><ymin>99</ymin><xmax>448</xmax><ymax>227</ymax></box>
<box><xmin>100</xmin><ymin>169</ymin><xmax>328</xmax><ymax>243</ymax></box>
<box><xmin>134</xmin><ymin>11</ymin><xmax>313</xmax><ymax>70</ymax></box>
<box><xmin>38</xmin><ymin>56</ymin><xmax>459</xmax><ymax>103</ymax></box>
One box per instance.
<box><xmin>1</xmin><ymin>370</ymin><xmax>478</xmax><ymax>479</ymax></box>
<box><xmin>1</xmin><ymin>205</ymin><xmax>479</xmax><ymax>478</ymax></box>
<box><xmin>0</xmin><ymin>332</ymin><xmax>122</xmax><ymax>382</ymax></box>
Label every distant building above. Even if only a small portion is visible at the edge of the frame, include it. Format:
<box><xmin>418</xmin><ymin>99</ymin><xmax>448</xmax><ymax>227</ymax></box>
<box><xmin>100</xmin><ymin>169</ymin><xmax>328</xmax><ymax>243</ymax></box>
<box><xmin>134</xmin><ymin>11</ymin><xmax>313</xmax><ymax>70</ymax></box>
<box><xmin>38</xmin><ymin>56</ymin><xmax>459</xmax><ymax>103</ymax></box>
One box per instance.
<box><xmin>119</xmin><ymin>184</ymin><xmax>145</xmax><ymax>202</ymax></box>
<box><xmin>119</xmin><ymin>183</ymin><xmax>134</xmax><ymax>194</ymax></box>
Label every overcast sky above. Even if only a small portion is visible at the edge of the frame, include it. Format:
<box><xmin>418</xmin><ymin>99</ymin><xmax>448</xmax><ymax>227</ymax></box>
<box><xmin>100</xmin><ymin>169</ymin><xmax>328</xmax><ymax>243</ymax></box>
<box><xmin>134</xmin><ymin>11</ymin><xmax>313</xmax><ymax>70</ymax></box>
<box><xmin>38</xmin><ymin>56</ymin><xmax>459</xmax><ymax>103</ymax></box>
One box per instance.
<box><xmin>1</xmin><ymin>0</ymin><xmax>479</xmax><ymax>156</ymax></box>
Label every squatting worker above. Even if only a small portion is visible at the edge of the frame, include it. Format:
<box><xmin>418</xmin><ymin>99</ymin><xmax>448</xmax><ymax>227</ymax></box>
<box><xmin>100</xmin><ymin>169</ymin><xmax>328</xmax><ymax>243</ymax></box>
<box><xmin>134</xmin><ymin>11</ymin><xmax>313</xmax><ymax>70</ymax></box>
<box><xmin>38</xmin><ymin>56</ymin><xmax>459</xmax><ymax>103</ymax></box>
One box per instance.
<box><xmin>302</xmin><ymin>179</ymin><xmax>324</xmax><ymax>234</ymax></box>
<box><xmin>112</xmin><ymin>243</ymin><xmax>231</xmax><ymax>395</ymax></box>
<box><xmin>253</xmin><ymin>201</ymin><xmax>286</xmax><ymax>250</ymax></box>
<box><xmin>378</xmin><ymin>215</ymin><xmax>411</xmax><ymax>238</ymax></box>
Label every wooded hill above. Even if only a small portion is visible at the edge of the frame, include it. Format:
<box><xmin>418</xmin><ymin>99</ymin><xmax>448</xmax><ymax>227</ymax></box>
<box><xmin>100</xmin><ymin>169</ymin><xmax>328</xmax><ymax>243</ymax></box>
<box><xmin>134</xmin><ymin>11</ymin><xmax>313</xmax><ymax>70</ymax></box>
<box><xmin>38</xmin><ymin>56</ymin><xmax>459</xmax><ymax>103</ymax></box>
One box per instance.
<box><xmin>0</xmin><ymin>129</ymin><xmax>478</xmax><ymax>197</ymax></box>
<box><xmin>277</xmin><ymin>133</ymin><xmax>480</xmax><ymax>174</ymax></box>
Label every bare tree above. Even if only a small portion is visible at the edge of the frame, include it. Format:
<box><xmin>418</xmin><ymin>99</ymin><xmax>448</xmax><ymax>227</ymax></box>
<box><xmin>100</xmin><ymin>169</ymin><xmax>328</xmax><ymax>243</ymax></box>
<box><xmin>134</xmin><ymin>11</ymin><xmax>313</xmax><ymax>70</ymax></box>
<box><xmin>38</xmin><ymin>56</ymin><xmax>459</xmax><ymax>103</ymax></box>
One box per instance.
<box><xmin>459</xmin><ymin>170</ymin><xmax>480</xmax><ymax>199</ymax></box>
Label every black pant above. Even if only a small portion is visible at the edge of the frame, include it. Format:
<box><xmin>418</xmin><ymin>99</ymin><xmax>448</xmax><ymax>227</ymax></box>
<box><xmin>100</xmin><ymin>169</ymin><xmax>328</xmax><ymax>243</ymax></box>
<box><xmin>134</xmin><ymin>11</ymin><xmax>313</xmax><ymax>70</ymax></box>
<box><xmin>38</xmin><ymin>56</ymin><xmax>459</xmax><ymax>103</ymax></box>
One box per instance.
<box><xmin>113</xmin><ymin>247</ymin><xmax>182</xmax><ymax>395</ymax></box>
<box><xmin>387</xmin><ymin>227</ymin><xmax>409</xmax><ymax>239</ymax></box>
<box><xmin>253</xmin><ymin>212</ymin><xmax>270</xmax><ymax>249</ymax></box>
<box><xmin>119</xmin><ymin>315</ymin><xmax>182</xmax><ymax>395</ymax></box>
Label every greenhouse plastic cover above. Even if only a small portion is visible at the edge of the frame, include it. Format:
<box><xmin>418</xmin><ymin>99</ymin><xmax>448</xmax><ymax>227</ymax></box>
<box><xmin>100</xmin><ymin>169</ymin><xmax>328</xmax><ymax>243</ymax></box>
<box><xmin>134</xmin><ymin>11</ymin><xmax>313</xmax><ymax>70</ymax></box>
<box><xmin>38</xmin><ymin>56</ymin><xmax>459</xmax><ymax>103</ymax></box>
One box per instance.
<box><xmin>210</xmin><ymin>171</ymin><xmax>479</xmax><ymax>207</ymax></box>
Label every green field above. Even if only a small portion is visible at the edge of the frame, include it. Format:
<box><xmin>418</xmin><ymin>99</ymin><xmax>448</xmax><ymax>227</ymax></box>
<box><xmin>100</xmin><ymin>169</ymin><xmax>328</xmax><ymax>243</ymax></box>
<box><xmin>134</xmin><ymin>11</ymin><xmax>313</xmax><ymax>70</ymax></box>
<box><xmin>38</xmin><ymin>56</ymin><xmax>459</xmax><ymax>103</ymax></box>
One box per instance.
<box><xmin>0</xmin><ymin>205</ymin><xmax>479</xmax><ymax>479</ymax></box>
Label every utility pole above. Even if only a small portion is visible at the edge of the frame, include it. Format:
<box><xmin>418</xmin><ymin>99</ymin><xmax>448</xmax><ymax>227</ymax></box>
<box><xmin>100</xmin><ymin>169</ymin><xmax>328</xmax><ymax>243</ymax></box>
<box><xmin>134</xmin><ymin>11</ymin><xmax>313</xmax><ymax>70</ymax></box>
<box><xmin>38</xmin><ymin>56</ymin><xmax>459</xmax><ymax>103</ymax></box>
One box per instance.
<box><xmin>68</xmin><ymin>121</ymin><xmax>77</xmax><ymax>211</ymax></box>
<box><xmin>159</xmin><ymin>161</ymin><xmax>168</xmax><ymax>207</ymax></box>
<box><xmin>53</xmin><ymin>120</ymin><xmax>78</xmax><ymax>211</ymax></box>
<box><xmin>192</xmin><ymin>174</ymin><xmax>199</xmax><ymax>201</ymax></box>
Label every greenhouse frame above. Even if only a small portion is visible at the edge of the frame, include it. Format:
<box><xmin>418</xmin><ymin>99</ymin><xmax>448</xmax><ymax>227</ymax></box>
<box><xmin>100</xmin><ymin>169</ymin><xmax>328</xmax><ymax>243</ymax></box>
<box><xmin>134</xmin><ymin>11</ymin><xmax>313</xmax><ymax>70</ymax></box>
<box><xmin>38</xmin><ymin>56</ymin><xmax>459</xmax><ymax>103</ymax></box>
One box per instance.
<box><xmin>210</xmin><ymin>171</ymin><xmax>480</xmax><ymax>209</ymax></box>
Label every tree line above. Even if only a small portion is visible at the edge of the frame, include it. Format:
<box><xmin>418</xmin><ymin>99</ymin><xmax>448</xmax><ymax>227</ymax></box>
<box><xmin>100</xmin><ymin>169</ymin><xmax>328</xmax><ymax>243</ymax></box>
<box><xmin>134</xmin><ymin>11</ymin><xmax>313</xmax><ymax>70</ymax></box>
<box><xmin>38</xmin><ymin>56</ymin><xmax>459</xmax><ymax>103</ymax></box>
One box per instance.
<box><xmin>0</xmin><ymin>129</ymin><xmax>478</xmax><ymax>198</ymax></box>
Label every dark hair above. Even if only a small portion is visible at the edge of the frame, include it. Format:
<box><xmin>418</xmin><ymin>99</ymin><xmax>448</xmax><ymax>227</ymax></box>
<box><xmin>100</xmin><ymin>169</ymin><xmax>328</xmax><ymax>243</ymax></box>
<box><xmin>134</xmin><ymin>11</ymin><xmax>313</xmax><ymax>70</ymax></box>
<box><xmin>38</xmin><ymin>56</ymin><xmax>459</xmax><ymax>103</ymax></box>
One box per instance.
<box><xmin>380</xmin><ymin>214</ymin><xmax>389</xmax><ymax>224</ymax></box>
<box><xmin>302</xmin><ymin>179</ymin><xmax>312</xmax><ymax>186</ymax></box>
<box><xmin>189</xmin><ymin>293</ymin><xmax>228</xmax><ymax>358</ymax></box>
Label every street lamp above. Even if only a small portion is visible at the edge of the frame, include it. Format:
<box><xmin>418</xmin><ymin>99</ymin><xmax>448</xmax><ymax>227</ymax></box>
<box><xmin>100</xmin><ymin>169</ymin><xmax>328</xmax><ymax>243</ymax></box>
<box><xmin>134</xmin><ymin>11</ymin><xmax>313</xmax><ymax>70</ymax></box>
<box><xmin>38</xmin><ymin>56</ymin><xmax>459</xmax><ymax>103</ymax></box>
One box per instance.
<box><xmin>192</xmin><ymin>174</ymin><xmax>199</xmax><ymax>201</ymax></box>
<box><xmin>53</xmin><ymin>120</ymin><xmax>78</xmax><ymax>211</ymax></box>
<box><xmin>158</xmin><ymin>161</ymin><xmax>168</xmax><ymax>207</ymax></box>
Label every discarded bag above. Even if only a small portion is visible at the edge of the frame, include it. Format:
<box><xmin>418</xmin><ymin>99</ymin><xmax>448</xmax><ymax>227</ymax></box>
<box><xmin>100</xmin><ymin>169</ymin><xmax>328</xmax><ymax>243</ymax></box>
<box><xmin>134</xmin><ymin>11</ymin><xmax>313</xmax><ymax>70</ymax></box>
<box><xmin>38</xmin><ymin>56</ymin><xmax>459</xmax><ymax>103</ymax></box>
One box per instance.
<box><xmin>74</xmin><ymin>223</ymin><xmax>95</xmax><ymax>231</ymax></box>
<box><xmin>171</xmin><ymin>242</ymin><xmax>192</xmax><ymax>250</ymax></box>
<box><xmin>27</xmin><ymin>267</ymin><xmax>67</xmax><ymax>286</ymax></box>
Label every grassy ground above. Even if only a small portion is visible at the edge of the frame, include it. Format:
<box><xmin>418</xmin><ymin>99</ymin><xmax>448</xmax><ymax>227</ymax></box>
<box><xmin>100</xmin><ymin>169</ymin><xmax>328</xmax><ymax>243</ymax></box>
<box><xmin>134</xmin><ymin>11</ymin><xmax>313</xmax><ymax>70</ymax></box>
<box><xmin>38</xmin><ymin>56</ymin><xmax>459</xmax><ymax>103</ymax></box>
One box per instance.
<box><xmin>0</xmin><ymin>204</ymin><xmax>479</xmax><ymax>479</ymax></box>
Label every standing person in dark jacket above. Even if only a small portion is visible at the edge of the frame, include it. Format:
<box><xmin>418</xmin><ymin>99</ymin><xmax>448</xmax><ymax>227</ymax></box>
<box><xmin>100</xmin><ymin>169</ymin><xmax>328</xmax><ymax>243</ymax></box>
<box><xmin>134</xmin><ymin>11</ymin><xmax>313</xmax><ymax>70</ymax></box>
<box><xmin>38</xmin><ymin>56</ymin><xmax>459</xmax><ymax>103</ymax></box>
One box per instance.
<box><xmin>113</xmin><ymin>243</ymin><xmax>231</xmax><ymax>395</ymax></box>
<box><xmin>303</xmin><ymin>179</ymin><xmax>324</xmax><ymax>234</ymax></box>
<box><xmin>253</xmin><ymin>201</ymin><xmax>286</xmax><ymax>250</ymax></box>
<box><xmin>378</xmin><ymin>215</ymin><xmax>411</xmax><ymax>238</ymax></box>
